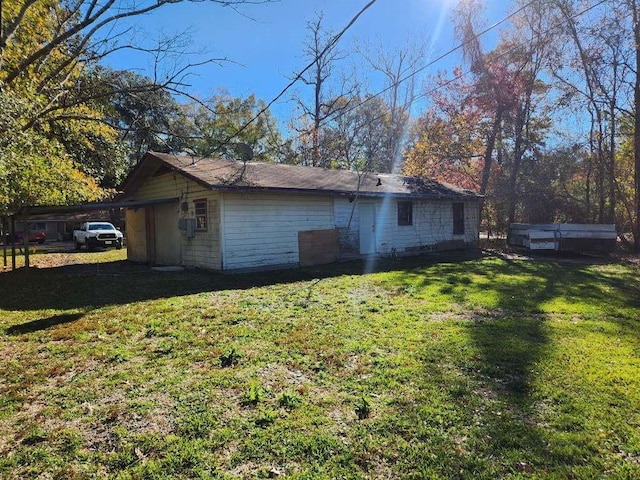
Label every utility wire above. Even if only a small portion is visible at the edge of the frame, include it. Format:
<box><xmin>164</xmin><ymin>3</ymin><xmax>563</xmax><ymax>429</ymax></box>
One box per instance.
<box><xmin>202</xmin><ymin>0</ymin><xmax>534</xmax><ymax>159</ymax></box>
<box><xmin>257</xmin><ymin>0</ymin><xmax>610</xmax><ymax>162</ymax></box>
<box><xmin>209</xmin><ymin>0</ymin><xmax>378</xmax><ymax>154</ymax></box>
<box><xmin>173</xmin><ymin>0</ymin><xmax>608</xmax><ymax>164</ymax></box>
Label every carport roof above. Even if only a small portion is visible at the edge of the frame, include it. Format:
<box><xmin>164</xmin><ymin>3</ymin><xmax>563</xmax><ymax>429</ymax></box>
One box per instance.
<box><xmin>11</xmin><ymin>197</ymin><xmax>178</xmax><ymax>218</ymax></box>
<box><xmin>119</xmin><ymin>151</ymin><xmax>481</xmax><ymax>201</ymax></box>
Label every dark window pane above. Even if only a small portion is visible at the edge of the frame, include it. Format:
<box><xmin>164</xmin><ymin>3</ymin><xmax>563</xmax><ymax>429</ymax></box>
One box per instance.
<box><xmin>398</xmin><ymin>201</ymin><xmax>413</xmax><ymax>226</ymax></box>
<box><xmin>453</xmin><ymin>203</ymin><xmax>464</xmax><ymax>235</ymax></box>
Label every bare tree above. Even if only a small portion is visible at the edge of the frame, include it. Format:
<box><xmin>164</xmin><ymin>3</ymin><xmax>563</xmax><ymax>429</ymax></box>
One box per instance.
<box><xmin>293</xmin><ymin>12</ymin><xmax>356</xmax><ymax>167</ymax></box>
<box><xmin>0</xmin><ymin>0</ymin><xmax>277</xmax><ymax>137</ymax></box>
<box><xmin>356</xmin><ymin>38</ymin><xmax>425</xmax><ymax>172</ymax></box>
<box><xmin>630</xmin><ymin>0</ymin><xmax>640</xmax><ymax>250</ymax></box>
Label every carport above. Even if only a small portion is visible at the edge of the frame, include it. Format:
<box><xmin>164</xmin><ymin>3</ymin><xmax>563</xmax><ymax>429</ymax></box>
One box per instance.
<box><xmin>3</xmin><ymin>198</ymin><xmax>177</xmax><ymax>270</ymax></box>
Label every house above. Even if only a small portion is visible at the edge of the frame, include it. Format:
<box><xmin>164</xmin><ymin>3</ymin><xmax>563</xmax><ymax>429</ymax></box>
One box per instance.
<box><xmin>117</xmin><ymin>152</ymin><xmax>481</xmax><ymax>272</ymax></box>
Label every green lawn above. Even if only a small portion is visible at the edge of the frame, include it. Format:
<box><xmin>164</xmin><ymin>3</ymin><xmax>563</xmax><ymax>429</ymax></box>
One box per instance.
<box><xmin>1</xmin><ymin>250</ymin><xmax>639</xmax><ymax>479</ymax></box>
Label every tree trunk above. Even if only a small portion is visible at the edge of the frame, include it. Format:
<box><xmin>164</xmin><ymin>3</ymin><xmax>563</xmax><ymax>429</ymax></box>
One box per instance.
<box><xmin>633</xmin><ymin>0</ymin><xmax>640</xmax><ymax>250</ymax></box>
<box><xmin>507</xmin><ymin>104</ymin><xmax>527</xmax><ymax>228</ymax></box>
<box><xmin>479</xmin><ymin>109</ymin><xmax>503</xmax><ymax>218</ymax></box>
<box><xmin>313</xmin><ymin>64</ymin><xmax>321</xmax><ymax>167</ymax></box>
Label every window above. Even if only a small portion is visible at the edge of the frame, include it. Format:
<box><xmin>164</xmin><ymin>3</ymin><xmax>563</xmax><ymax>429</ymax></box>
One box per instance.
<box><xmin>194</xmin><ymin>199</ymin><xmax>208</xmax><ymax>231</ymax></box>
<box><xmin>398</xmin><ymin>201</ymin><xmax>413</xmax><ymax>226</ymax></box>
<box><xmin>453</xmin><ymin>203</ymin><xmax>465</xmax><ymax>235</ymax></box>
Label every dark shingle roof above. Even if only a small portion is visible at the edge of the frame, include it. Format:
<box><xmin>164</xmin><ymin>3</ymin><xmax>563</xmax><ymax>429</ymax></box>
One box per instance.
<box><xmin>122</xmin><ymin>152</ymin><xmax>480</xmax><ymax>200</ymax></box>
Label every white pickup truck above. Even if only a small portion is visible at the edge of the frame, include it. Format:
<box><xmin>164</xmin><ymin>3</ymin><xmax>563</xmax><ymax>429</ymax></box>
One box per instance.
<box><xmin>73</xmin><ymin>222</ymin><xmax>123</xmax><ymax>251</ymax></box>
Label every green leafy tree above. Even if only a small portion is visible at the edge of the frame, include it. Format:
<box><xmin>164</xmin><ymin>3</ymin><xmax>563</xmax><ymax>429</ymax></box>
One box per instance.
<box><xmin>0</xmin><ymin>92</ymin><xmax>103</xmax><ymax>215</ymax></box>
<box><xmin>99</xmin><ymin>68</ymin><xmax>188</xmax><ymax>172</ymax></box>
<box><xmin>183</xmin><ymin>94</ymin><xmax>285</xmax><ymax>162</ymax></box>
<box><xmin>0</xmin><ymin>0</ymin><xmax>276</xmax><ymax>214</ymax></box>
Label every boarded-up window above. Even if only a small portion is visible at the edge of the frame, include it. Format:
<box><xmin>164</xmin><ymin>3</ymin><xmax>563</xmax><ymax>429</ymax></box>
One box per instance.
<box><xmin>398</xmin><ymin>201</ymin><xmax>413</xmax><ymax>226</ymax></box>
<box><xmin>194</xmin><ymin>199</ymin><xmax>208</xmax><ymax>231</ymax></box>
<box><xmin>453</xmin><ymin>203</ymin><xmax>464</xmax><ymax>235</ymax></box>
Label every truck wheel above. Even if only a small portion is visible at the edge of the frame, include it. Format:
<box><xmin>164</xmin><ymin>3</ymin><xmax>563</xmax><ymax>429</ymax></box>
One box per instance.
<box><xmin>75</xmin><ymin>240</ymin><xmax>82</xmax><ymax>250</ymax></box>
<box><xmin>116</xmin><ymin>241</ymin><xmax>122</xmax><ymax>250</ymax></box>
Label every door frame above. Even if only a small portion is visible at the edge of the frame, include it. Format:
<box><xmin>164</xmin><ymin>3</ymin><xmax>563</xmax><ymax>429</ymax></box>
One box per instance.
<box><xmin>358</xmin><ymin>201</ymin><xmax>376</xmax><ymax>255</ymax></box>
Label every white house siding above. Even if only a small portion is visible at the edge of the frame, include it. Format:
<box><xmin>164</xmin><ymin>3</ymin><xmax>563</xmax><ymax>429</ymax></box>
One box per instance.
<box><xmin>376</xmin><ymin>199</ymin><xmax>479</xmax><ymax>254</ymax></box>
<box><xmin>333</xmin><ymin>197</ymin><xmax>360</xmax><ymax>258</ymax></box>
<box><xmin>221</xmin><ymin>193</ymin><xmax>334</xmax><ymax>270</ymax></box>
<box><xmin>128</xmin><ymin>171</ymin><xmax>222</xmax><ymax>269</ymax></box>
<box><xmin>333</xmin><ymin>197</ymin><xmax>479</xmax><ymax>256</ymax></box>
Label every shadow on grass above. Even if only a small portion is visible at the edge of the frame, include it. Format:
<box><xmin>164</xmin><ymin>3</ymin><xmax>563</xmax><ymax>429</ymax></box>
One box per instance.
<box><xmin>5</xmin><ymin>312</ymin><xmax>85</xmax><ymax>335</ymax></box>
<box><xmin>463</xmin><ymin>317</ymin><xmax>551</xmax><ymax>473</ymax></box>
<box><xmin>407</xmin><ymin>255</ymin><xmax>640</xmax><ymax>315</ymax></box>
<box><xmin>0</xmin><ymin>251</ymin><xmax>485</xmax><ymax>313</ymax></box>
<box><xmin>390</xmin><ymin>259</ymin><xmax>640</xmax><ymax>478</ymax></box>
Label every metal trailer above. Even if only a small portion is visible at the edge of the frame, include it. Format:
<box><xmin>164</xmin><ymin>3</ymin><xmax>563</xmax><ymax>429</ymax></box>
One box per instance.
<box><xmin>508</xmin><ymin>223</ymin><xmax>617</xmax><ymax>253</ymax></box>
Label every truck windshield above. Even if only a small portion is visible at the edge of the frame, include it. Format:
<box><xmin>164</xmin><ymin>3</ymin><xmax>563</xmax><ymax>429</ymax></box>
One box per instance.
<box><xmin>88</xmin><ymin>224</ymin><xmax>115</xmax><ymax>230</ymax></box>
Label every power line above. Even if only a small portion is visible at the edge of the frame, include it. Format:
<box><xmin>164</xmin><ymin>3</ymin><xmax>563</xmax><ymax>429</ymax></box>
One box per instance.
<box><xmin>177</xmin><ymin>0</ymin><xmax>609</xmax><ymax>165</ymax></box>
<box><xmin>210</xmin><ymin>0</ymin><xmax>378</xmax><ymax>154</ymax></box>
<box><xmin>213</xmin><ymin>0</ymin><xmax>536</xmax><ymax>160</ymax></box>
<box><xmin>260</xmin><ymin>0</ymin><xmax>611</xmax><ymax>163</ymax></box>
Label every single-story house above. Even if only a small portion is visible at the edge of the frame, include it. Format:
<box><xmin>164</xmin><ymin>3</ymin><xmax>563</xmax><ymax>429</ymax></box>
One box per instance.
<box><xmin>117</xmin><ymin>151</ymin><xmax>481</xmax><ymax>272</ymax></box>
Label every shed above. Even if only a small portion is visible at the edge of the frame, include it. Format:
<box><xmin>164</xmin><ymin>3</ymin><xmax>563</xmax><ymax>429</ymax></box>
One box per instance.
<box><xmin>508</xmin><ymin>223</ymin><xmax>617</xmax><ymax>253</ymax></box>
<box><xmin>118</xmin><ymin>152</ymin><xmax>481</xmax><ymax>272</ymax></box>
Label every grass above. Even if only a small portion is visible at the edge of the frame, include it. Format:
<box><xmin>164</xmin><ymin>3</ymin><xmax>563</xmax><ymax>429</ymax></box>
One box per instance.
<box><xmin>1</xmin><ymin>249</ymin><xmax>639</xmax><ymax>479</ymax></box>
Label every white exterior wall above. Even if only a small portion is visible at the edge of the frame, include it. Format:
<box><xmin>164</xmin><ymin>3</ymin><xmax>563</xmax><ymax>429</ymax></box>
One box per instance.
<box><xmin>333</xmin><ymin>197</ymin><xmax>361</xmax><ymax>257</ymax></box>
<box><xmin>129</xmin><ymin>170</ymin><xmax>478</xmax><ymax>270</ymax></box>
<box><xmin>128</xmin><ymin>172</ymin><xmax>222</xmax><ymax>269</ymax></box>
<box><xmin>333</xmin><ymin>197</ymin><xmax>479</xmax><ymax>255</ymax></box>
<box><xmin>375</xmin><ymin>199</ymin><xmax>478</xmax><ymax>254</ymax></box>
<box><xmin>221</xmin><ymin>193</ymin><xmax>334</xmax><ymax>270</ymax></box>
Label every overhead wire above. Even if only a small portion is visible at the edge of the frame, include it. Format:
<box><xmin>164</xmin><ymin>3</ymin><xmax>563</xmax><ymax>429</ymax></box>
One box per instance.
<box><xmin>208</xmin><ymin>0</ymin><xmax>379</xmax><ymax>155</ymax></box>
<box><xmin>169</xmin><ymin>0</ymin><xmax>610</xmax><ymax>164</ymax></box>
<box><xmin>208</xmin><ymin>0</ymin><xmax>534</xmax><ymax>159</ymax></box>
<box><xmin>257</xmin><ymin>0</ymin><xmax>611</xmax><ymax>163</ymax></box>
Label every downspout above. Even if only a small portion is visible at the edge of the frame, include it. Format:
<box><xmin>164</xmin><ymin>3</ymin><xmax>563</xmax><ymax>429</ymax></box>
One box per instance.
<box><xmin>219</xmin><ymin>193</ymin><xmax>226</xmax><ymax>271</ymax></box>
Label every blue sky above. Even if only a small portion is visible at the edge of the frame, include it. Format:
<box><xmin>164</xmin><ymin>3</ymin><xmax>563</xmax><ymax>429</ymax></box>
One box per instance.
<box><xmin>105</xmin><ymin>0</ymin><xmax>508</xmax><ymax>125</ymax></box>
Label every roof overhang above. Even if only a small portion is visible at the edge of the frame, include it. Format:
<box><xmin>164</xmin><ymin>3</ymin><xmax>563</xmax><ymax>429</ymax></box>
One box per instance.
<box><xmin>200</xmin><ymin>185</ymin><xmax>480</xmax><ymax>201</ymax></box>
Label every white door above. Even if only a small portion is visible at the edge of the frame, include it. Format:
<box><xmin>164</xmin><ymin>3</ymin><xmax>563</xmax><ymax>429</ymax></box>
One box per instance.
<box><xmin>359</xmin><ymin>202</ymin><xmax>376</xmax><ymax>254</ymax></box>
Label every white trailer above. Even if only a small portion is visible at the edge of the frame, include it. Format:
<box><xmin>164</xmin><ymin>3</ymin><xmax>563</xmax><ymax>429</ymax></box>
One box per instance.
<box><xmin>508</xmin><ymin>224</ymin><xmax>616</xmax><ymax>253</ymax></box>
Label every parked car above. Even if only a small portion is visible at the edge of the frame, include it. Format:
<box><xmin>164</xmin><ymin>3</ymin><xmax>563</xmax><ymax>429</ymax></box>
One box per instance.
<box><xmin>73</xmin><ymin>222</ymin><xmax>123</xmax><ymax>251</ymax></box>
<box><xmin>9</xmin><ymin>231</ymin><xmax>47</xmax><ymax>244</ymax></box>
